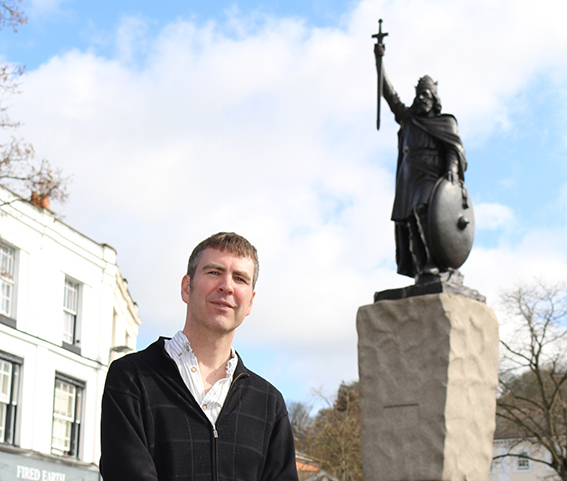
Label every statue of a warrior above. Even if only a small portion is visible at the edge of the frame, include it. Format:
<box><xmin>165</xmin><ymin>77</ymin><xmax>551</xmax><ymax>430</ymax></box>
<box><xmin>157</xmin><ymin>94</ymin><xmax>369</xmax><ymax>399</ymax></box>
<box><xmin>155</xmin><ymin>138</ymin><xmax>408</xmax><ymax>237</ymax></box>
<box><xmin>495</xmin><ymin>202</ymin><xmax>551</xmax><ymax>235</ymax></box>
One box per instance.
<box><xmin>374</xmin><ymin>23</ymin><xmax>473</xmax><ymax>281</ymax></box>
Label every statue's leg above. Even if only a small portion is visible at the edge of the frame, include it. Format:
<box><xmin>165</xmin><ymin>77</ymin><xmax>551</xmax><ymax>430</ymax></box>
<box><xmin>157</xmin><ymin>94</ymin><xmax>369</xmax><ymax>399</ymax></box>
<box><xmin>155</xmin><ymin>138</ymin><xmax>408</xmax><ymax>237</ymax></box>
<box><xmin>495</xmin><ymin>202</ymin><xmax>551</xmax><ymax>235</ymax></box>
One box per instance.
<box><xmin>407</xmin><ymin>215</ymin><xmax>426</xmax><ymax>277</ymax></box>
<box><xmin>414</xmin><ymin>205</ymin><xmax>440</xmax><ymax>276</ymax></box>
<box><xmin>394</xmin><ymin>222</ymin><xmax>415</xmax><ymax>278</ymax></box>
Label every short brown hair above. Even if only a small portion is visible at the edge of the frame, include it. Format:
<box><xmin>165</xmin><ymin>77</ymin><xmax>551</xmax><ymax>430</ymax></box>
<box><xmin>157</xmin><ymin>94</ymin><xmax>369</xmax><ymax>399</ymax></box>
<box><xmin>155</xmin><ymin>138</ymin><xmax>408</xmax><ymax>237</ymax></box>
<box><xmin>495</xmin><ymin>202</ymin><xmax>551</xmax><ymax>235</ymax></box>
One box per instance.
<box><xmin>187</xmin><ymin>232</ymin><xmax>259</xmax><ymax>288</ymax></box>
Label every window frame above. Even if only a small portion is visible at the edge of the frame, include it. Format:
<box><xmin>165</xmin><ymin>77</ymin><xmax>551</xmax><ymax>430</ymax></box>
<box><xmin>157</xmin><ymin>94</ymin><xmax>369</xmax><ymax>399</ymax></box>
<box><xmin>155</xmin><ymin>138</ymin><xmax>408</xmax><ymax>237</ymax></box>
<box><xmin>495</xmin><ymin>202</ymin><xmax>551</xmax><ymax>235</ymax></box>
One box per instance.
<box><xmin>515</xmin><ymin>451</ymin><xmax>531</xmax><ymax>471</ymax></box>
<box><xmin>51</xmin><ymin>372</ymin><xmax>85</xmax><ymax>458</ymax></box>
<box><xmin>0</xmin><ymin>244</ymin><xmax>17</xmax><ymax>328</ymax></box>
<box><xmin>62</xmin><ymin>278</ymin><xmax>81</xmax><ymax>354</ymax></box>
<box><xmin>0</xmin><ymin>350</ymin><xmax>22</xmax><ymax>446</ymax></box>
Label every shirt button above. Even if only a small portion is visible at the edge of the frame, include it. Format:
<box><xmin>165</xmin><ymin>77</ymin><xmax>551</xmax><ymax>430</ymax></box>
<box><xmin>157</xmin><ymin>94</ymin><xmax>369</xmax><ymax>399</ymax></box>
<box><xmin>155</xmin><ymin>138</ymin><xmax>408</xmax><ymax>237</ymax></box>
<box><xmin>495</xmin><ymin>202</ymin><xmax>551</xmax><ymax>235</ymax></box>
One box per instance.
<box><xmin>185</xmin><ymin>345</ymin><xmax>190</xmax><ymax>351</ymax></box>
<box><xmin>202</xmin><ymin>404</ymin><xmax>207</xmax><ymax>410</ymax></box>
<box><xmin>191</xmin><ymin>367</ymin><xmax>197</xmax><ymax>373</ymax></box>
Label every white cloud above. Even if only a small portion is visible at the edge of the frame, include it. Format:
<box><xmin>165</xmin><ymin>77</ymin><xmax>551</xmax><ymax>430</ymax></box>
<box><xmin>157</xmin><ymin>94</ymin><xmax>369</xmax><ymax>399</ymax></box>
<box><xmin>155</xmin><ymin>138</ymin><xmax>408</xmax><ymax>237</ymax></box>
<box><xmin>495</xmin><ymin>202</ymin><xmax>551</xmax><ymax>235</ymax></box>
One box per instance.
<box><xmin>475</xmin><ymin>203</ymin><xmax>514</xmax><ymax>230</ymax></box>
<box><xmin>9</xmin><ymin>0</ymin><xmax>567</xmax><ymax>402</ymax></box>
<box><xmin>27</xmin><ymin>0</ymin><xmax>64</xmax><ymax>16</ymax></box>
<box><xmin>464</xmin><ymin>227</ymin><xmax>567</xmax><ymax>308</ymax></box>
<box><xmin>115</xmin><ymin>15</ymin><xmax>150</xmax><ymax>64</ymax></box>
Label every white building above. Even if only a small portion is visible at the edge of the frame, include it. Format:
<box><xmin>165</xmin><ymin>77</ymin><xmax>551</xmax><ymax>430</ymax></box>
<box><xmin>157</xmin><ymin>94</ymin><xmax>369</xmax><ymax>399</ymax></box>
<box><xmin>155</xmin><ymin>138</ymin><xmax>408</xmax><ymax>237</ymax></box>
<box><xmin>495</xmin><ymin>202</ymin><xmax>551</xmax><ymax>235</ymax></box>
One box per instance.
<box><xmin>0</xmin><ymin>187</ymin><xmax>141</xmax><ymax>480</ymax></box>
<box><xmin>490</xmin><ymin>438</ymin><xmax>560</xmax><ymax>481</ymax></box>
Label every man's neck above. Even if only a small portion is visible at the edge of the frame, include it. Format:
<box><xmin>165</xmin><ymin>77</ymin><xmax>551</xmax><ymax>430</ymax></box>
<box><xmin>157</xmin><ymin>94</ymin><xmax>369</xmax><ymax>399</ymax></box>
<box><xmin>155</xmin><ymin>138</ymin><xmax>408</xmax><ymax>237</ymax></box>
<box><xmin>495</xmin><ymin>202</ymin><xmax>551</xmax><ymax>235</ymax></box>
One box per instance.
<box><xmin>182</xmin><ymin>326</ymin><xmax>234</xmax><ymax>392</ymax></box>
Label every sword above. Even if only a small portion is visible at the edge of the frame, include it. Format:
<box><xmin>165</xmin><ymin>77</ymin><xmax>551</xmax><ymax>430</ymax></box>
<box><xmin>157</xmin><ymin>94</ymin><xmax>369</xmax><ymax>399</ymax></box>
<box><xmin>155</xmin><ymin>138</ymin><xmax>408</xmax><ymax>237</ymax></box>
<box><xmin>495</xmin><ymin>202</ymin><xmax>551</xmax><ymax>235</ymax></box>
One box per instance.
<box><xmin>372</xmin><ymin>19</ymin><xmax>388</xmax><ymax>130</ymax></box>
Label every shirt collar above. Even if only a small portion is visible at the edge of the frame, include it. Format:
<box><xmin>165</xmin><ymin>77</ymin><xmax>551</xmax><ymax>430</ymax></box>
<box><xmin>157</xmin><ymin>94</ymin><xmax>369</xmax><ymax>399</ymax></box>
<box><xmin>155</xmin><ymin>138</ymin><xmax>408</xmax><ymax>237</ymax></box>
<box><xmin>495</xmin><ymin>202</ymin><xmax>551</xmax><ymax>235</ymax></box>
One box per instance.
<box><xmin>168</xmin><ymin>330</ymin><xmax>238</xmax><ymax>377</ymax></box>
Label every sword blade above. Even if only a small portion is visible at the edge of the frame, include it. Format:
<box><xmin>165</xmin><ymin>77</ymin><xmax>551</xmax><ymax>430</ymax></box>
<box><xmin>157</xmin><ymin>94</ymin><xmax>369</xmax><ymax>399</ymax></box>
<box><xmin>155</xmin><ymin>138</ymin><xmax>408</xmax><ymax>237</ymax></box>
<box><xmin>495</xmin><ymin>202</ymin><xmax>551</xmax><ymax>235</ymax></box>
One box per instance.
<box><xmin>376</xmin><ymin>53</ymin><xmax>383</xmax><ymax>130</ymax></box>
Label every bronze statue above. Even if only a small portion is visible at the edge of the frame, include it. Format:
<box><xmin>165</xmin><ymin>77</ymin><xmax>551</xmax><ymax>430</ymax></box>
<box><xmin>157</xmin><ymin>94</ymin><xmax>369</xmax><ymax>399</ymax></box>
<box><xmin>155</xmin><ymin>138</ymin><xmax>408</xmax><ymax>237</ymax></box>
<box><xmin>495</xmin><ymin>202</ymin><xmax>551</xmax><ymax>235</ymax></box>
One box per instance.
<box><xmin>373</xmin><ymin>20</ymin><xmax>474</xmax><ymax>281</ymax></box>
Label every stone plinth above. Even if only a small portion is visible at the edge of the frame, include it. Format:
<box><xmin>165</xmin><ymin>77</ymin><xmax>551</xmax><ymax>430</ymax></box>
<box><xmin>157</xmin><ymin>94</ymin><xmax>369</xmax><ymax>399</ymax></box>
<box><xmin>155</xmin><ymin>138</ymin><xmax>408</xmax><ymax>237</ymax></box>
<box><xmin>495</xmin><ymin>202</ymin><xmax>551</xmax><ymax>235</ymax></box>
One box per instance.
<box><xmin>357</xmin><ymin>293</ymin><xmax>499</xmax><ymax>481</ymax></box>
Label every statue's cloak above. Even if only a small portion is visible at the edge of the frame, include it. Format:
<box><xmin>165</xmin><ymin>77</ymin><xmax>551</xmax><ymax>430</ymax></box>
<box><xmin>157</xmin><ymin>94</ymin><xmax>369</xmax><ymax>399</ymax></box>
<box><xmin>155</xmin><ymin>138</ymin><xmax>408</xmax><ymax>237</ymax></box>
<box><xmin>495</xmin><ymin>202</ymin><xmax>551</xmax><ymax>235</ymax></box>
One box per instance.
<box><xmin>396</xmin><ymin>114</ymin><xmax>467</xmax><ymax>181</ymax></box>
<box><xmin>394</xmin><ymin>113</ymin><xmax>467</xmax><ymax>278</ymax></box>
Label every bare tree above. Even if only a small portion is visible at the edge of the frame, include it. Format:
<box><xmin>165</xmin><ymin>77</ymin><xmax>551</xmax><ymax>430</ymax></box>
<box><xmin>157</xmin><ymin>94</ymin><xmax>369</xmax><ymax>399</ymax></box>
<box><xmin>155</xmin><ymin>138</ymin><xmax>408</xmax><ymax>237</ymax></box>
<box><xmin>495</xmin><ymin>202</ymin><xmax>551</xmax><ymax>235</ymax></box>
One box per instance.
<box><xmin>495</xmin><ymin>280</ymin><xmax>567</xmax><ymax>480</ymax></box>
<box><xmin>0</xmin><ymin>1</ymin><xmax>68</xmax><ymax>207</ymax></box>
<box><xmin>0</xmin><ymin>0</ymin><xmax>26</xmax><ymax>31</ymax></box>
<box><xmin>289</xmin><ymin>401</ymin><xmax>315</xmax><ymax>454</ymax></box>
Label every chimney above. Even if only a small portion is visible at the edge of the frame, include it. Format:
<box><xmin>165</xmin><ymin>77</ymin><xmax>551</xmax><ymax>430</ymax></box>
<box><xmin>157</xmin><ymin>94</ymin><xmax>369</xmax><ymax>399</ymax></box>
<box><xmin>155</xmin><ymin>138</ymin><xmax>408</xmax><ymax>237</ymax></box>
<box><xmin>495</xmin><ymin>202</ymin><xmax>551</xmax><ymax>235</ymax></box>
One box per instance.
<box><xmin>30</xmin><ymin>192</ymin><xmax>51</xmax><ymax>210</ymax></box>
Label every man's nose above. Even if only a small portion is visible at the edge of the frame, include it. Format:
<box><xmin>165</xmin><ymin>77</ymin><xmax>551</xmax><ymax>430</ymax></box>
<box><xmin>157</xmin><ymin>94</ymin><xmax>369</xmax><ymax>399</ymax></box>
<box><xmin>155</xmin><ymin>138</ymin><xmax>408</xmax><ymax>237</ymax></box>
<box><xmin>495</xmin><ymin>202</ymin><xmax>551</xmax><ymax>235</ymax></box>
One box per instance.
<box><xmin>218</xmin><ymin>275</ymin><xmax>234</xmax><ymax>293</ymax></box>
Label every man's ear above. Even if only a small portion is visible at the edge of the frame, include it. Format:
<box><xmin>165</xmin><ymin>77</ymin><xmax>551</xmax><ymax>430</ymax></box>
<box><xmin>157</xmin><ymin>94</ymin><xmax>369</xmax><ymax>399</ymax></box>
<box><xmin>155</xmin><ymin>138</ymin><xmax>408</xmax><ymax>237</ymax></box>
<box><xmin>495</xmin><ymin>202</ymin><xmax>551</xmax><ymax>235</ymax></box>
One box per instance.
<box><xmin>181</xmin><ymin>275</ymin><xmax>191</xmax><ymax>304</ymax></box>
<box><xmin>245</xmin><ymin>291</ymin><xmax>256</xmax><ymax>317</ymax></box>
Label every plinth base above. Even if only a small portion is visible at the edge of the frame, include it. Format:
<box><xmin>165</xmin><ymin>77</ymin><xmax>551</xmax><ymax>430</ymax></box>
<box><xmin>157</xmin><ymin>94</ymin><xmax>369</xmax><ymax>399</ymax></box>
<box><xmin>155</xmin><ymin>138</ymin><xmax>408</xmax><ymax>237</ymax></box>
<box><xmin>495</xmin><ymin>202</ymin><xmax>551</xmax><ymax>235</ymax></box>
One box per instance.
<box><xmin>374</xmin><ymin>270</ymin><xmax>485</xmax><ymax>303</ymax></box>
<box><xmin>357</xmin><ymin>293</ymin><xmax>498</xmax><ymax>481</ymax></box>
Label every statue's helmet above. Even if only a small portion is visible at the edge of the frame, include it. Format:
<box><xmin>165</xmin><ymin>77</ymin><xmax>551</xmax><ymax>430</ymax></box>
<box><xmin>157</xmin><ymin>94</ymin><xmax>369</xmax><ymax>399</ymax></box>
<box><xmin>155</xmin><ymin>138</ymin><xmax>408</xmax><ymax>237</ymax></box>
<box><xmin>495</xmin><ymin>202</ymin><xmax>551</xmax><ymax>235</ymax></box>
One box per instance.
<box><xmin>416</xmin><ymin>75</ymin><xmax>438</xmax><ymax>94</ymax></box>
<box><xmin>413</xmin><ymin>75</ymin><xmax>442</xmax><ymax>115</ymax></box>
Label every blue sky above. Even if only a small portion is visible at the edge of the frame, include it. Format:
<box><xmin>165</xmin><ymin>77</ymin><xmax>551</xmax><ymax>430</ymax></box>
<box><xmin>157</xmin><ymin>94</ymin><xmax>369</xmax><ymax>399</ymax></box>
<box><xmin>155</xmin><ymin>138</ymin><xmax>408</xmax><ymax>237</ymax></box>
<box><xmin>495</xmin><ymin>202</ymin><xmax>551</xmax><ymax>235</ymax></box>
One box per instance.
<box><xmin>3</xmin><ymin>0</ymin><xmax>567</xmax><ymax>407</ymax></box>
<box><xmin>1</xmin><ymin>0</ymin><xmax>352</xmax><ymax>68</ymax></box>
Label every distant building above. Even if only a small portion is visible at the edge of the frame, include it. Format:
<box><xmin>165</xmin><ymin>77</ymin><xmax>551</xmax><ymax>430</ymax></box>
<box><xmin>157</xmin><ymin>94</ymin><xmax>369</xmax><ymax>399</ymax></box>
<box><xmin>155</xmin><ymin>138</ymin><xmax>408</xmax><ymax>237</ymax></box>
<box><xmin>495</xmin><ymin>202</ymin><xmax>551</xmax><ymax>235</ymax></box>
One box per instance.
<box><xmin>490</xmin><ymin>437</ymin><xmax>560</xmax><ymax>481</ymax></box>
<box><xmin>0</xmin><ymin>187</ymin><xmax>141</xmax><ymax>480</ymax></box>
<box><xmin>296</xmin><ymin>453</ymin><xmax>320</xmax><ymax>481</ymax></box>
<box><xmin>295</xmin><ymin>453</ymin><xmax>339</xmax><ymax>481</ymax></box>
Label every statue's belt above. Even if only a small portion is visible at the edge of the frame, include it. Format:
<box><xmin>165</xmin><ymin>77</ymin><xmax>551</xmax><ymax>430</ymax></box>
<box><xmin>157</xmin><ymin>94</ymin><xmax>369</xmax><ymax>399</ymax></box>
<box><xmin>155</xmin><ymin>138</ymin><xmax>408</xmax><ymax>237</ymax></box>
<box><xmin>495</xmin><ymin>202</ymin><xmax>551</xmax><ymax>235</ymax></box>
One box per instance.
<box><xmin>402</xmin><ymin>150</ymin><xmax>443</xmax><ymax>170</ymax></box>
<box><xmin>402</xmin><ymin>147</ymin><xmax>439</xmax><ymax>155</ymax></box>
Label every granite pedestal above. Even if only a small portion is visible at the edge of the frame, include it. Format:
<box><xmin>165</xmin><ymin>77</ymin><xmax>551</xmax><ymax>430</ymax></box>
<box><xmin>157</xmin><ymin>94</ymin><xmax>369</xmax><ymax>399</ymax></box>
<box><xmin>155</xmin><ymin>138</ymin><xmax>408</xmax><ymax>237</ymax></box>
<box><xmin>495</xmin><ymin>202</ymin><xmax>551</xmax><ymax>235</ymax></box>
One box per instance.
<box><xmin>357</xmin><ymin>293</ymin><xmax>498</xmax><ymax>481</ymax></box>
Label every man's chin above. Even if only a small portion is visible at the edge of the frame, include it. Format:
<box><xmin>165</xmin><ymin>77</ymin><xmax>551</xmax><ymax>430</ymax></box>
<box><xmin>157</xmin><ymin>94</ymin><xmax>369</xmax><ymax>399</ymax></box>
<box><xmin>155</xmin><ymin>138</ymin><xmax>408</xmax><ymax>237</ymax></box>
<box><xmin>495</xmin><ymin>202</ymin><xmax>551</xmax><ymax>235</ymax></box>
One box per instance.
<box><xmin>208</xmin><ymin>314</ymin><xmax>244</xmax><ymax>333</ymax></box>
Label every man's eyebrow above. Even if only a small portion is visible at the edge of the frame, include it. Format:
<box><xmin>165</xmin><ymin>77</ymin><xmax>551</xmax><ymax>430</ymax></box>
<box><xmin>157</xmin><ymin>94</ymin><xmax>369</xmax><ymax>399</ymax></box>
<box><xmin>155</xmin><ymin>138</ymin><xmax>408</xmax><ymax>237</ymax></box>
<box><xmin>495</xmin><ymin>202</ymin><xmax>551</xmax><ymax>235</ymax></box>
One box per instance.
<box><xmin>201</xmin><ymin>262</ymin><xmax>225</xmax><ymax>272</ymax></box>
<box><xmin>201</xmin><ymin>263</ymin><xmax>252</xmax><ymax>282</ymax></box>
<box><xmin>233</xmin><ymin>269</ymin><xmax>252</xmax><ymax>282</ymax></box>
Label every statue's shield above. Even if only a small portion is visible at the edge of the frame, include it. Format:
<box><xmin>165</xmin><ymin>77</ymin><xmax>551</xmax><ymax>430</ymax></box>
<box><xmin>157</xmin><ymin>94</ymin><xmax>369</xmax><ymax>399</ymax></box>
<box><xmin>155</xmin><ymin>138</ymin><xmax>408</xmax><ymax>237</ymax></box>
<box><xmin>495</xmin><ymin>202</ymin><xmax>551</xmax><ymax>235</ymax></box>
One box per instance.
<box><xmin>428</xmin><ymin>177</ymin><xmax>475</xmax><ymax>269</ymax></box>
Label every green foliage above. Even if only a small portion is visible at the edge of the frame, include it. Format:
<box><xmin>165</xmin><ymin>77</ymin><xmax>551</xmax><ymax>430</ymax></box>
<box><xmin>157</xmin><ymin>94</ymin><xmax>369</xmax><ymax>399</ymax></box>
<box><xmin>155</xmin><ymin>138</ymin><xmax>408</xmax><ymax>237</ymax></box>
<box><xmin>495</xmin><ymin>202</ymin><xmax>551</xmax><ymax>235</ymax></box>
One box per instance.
<box><xmin>291</xmin><ymin>382</ymin><xmax>362</xmax><ymax>481</ymax></box>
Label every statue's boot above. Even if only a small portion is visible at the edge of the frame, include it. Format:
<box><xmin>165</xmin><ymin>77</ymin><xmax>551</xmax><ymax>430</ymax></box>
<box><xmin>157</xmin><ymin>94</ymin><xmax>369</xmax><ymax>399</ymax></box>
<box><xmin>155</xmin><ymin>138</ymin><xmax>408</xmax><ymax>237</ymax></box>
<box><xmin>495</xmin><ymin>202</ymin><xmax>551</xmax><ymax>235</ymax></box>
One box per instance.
<box><xmin>421</xmin><ymin>260</ymin><xmax>440</xmax><ymax>276</ymax></box>
<box><xmin>415</xmin><ymin>206</ymin><xmax>439</xmax><ymax>276</ymax></box>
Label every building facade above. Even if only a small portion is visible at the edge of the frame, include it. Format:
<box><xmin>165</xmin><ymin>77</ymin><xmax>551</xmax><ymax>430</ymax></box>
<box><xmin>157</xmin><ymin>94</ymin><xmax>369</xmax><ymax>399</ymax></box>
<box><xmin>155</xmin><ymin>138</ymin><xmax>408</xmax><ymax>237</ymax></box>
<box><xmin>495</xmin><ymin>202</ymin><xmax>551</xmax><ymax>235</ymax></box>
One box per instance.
<box><xmin>490</xmin><ymin>439</ymin><xmax>560</xmax><ymax>481</ymax></box>
<box><xmin>0</xmin><ymin>187</ymin><xmax>141</xmax><ymax>480</ymax></box>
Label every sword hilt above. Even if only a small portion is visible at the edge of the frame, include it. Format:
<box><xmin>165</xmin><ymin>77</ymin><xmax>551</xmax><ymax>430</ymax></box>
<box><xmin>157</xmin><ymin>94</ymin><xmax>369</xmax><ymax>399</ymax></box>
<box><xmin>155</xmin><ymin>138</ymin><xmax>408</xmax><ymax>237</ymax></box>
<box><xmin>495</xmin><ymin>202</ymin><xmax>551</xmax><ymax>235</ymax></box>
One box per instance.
<box><xmin>372</xmin><ymin>19</ymin><xmax>388</xmax><ymax>46</ymax></box>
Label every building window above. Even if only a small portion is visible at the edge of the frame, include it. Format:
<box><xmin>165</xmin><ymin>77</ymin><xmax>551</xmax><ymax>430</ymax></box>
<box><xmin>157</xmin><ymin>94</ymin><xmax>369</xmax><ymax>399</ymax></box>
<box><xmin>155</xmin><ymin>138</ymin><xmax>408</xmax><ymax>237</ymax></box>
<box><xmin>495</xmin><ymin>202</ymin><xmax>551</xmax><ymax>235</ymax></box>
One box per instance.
<box><xmin>63</xmin><ymin>279</ymin><xmax>80</xmax><ymax>348</ymax></box>
<box><xmin>0</xmin><ymin>245</ymin><xmax>15</xmax><ymax>319</ymax></box>
<box><xmin>516</xmin><ymin>451</ymin><xmax>530</xmax><ymax>471</ymax></box>
<box><xmin>0</xmin><ymin>351</ymin><xmax>22</xmax><ymax>445</ymax></box>
<box><xmin>51</xmin><ymin>374</ymin><xmax>84</xmax><ymax>457</ymax></box>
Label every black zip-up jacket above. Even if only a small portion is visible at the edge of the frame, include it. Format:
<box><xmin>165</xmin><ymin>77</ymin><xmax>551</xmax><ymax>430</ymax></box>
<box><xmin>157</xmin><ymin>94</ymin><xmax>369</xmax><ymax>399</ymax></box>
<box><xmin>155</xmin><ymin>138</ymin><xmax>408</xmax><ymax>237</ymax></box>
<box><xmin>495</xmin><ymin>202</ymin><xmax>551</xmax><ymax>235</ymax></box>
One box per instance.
<box><xmin>100</xmin><ymin>338</ymin><xmax>298</xmax><ymax>481</ymax></box>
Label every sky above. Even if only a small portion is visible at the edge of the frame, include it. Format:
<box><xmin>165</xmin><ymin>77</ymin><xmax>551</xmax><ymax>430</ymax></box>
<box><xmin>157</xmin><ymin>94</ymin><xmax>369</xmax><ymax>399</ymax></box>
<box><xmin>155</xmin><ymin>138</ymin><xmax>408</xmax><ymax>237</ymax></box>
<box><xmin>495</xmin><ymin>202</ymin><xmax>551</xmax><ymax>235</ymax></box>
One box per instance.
<box><xmin>2</xmin><ymin>0</ymin><xmax>567</xmax><ymax>409</ymax></box>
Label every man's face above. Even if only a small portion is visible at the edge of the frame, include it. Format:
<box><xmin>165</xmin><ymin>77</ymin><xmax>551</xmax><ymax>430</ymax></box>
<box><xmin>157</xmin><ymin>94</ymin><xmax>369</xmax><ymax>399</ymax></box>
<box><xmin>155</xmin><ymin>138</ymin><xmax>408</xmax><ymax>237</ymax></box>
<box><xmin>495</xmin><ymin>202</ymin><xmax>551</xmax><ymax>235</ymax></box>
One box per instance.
<box><xmin>181</xmin><ymin>248</ymin><xmax>255</xmax><ymax>336</ymax></box>
<box><xmin>415</xmin><ymin>88</ymin><xmax>434</xmax><ymax>116</ymax></box>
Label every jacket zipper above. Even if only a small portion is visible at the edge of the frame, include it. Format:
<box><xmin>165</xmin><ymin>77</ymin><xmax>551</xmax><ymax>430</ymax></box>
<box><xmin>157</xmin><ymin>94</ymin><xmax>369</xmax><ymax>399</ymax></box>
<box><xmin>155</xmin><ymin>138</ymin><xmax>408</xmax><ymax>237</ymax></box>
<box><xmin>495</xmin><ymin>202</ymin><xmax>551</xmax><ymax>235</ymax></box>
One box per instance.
<box><xmin>212</xmin><ymin>426</ymin><xmax>219</xmax><ymax>481</ymax></box>
<box><xmin>210</xmin><ymin>372</ymin><xmax>248</xmax><ymax>481</ymax></box>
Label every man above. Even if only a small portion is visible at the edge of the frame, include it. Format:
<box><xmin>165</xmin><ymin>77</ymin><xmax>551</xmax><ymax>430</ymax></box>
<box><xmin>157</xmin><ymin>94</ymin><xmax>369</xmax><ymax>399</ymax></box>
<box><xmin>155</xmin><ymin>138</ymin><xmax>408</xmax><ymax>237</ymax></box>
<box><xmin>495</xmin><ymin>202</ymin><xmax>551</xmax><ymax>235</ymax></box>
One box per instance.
<box><xmin>100</xmin><ymin>232</ymin><xmax>298</xmax><ymax>481</ymax></box>
<box><xmin>375</xmin><ymin>43</ymin><xmax>467</xmax><ymax>279</ymax></box>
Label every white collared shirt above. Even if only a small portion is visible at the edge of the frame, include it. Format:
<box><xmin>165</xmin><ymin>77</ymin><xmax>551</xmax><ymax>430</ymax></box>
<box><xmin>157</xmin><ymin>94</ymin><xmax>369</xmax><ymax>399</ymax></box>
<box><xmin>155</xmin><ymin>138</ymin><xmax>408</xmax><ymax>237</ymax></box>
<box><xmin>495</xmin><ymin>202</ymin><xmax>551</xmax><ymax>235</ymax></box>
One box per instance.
<box><xmin>165</xmin><ymin>331</ymin><xmax>238</xmax><ymax>426</ymax></box>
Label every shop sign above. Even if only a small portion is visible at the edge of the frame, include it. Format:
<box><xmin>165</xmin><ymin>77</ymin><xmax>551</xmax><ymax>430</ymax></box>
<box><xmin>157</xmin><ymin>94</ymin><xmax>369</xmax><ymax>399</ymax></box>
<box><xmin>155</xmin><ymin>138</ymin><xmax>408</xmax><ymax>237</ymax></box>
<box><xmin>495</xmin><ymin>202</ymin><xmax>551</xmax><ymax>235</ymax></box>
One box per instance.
<box><xmin>0</xmin><ymin>450</ymin><xmax>99</xmax><ymax>481</ymax></box>
<box><xmin>16</xmin><ymin>465</ymin><xmax>66</xmax><ymax>480</ymax></box>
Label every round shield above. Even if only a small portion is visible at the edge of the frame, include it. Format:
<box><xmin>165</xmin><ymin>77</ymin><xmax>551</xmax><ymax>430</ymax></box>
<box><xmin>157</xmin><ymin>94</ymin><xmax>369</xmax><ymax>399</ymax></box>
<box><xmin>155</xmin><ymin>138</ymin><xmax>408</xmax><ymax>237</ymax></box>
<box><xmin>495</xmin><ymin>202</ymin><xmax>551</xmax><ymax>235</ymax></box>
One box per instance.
<box><xmin>428</xmin><ymin>177</ymin><xmax>475</xmax><ymax>269</ymax></box>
